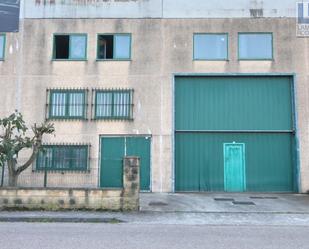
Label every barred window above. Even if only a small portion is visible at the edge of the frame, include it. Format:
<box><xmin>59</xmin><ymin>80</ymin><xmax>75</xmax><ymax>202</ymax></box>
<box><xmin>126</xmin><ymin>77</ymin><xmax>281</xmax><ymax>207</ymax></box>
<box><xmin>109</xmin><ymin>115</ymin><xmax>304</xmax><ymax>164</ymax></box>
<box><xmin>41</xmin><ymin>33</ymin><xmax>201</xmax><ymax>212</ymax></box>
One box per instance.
<box><xmin>36</xmin><ymin>145</ymin><xmax>89</xmax><ymax>171</ymax></box>
<box><xmin>94</xmin><ymin>89</ymin><xmax>133</xmax><ymax>120</ymax></box>
<box><xmin>48</xmin><ymin>90</ymin><xmax>87</xmax><ymax>119</ymax></box>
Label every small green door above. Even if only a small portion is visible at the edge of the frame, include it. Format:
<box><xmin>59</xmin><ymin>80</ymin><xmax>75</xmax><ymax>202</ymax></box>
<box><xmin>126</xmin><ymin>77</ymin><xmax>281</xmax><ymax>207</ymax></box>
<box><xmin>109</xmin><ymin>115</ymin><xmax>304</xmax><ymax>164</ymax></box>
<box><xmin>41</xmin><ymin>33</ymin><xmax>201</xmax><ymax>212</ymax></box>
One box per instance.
<box><xmin>100</xmin><ymin>136</ymin><xmax>151</xmax><ymax>191</ymax></box>
<box><xmin>127</xmin><ymin>137</ymin><xmax>151</xmax><ymax>191</ymax></box>
<box><xmin>100</xmin><ymin>137</ymin><xmax>124</xmax><ymax>188</ymax></box>
<box><xmin>224</xmin><ymin>143</ymin><xmax>245</xmax><ymax>192</ymax></box>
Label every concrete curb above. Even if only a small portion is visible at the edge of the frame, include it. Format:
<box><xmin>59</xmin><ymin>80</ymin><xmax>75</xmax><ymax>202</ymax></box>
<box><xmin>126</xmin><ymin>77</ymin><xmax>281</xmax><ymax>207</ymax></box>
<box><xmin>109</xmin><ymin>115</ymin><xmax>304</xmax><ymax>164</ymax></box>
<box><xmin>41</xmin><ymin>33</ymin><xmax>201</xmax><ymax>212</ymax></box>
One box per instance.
<box><xmin>139</xmin><ymin>210</ymin><xmax>309</xmax><ymax>215</ymax></box>
<box><xmin>1</xmin><ymin>210</ymin><xmax>309</xmax><ymax>224</ymax></box>
<box><xmin>0</xmin><ymin>217</ymin><xmax>124</xmax><ymax>223</ymax></box>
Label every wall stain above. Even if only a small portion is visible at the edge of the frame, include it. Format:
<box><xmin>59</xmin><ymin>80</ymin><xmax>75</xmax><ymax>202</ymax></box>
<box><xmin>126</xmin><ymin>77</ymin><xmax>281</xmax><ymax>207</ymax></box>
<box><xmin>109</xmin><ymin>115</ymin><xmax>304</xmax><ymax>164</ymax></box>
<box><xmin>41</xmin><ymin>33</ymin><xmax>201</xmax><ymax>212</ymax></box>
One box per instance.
<box><xmin>35</xmin><ymin>0</ymin><xmax>139</xmax><ymax>5</ymax></box>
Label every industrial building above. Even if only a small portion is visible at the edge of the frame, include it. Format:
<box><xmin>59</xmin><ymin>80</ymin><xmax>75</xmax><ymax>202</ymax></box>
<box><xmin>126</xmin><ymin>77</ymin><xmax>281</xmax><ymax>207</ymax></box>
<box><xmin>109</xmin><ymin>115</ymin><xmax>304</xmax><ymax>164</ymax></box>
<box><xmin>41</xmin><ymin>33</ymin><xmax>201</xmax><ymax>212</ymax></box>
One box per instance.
<box><xmin>0</xmin><ymin>0</ymin><xmax>308</xmax><ymax>193</ymax></box>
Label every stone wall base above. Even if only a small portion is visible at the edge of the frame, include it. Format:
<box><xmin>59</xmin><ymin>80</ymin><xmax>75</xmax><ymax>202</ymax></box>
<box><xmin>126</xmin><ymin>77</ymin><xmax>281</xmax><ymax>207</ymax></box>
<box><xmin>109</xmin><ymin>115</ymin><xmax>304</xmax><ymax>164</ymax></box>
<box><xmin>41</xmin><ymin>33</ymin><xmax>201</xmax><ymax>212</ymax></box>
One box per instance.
<box><xmin>0</xmin><ymin>188</ymin><xmax>139</xmax><ymax>211</ymax></box>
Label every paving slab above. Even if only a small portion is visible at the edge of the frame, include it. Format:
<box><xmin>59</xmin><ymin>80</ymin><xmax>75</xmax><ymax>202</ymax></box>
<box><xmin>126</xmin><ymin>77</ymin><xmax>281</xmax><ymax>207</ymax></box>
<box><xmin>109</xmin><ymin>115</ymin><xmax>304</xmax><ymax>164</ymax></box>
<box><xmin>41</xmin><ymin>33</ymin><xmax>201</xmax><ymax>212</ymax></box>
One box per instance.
<box><xmin>140</xmin><ymin>193</ymin><xmax>309</xmax><ymax>213</ymax></box>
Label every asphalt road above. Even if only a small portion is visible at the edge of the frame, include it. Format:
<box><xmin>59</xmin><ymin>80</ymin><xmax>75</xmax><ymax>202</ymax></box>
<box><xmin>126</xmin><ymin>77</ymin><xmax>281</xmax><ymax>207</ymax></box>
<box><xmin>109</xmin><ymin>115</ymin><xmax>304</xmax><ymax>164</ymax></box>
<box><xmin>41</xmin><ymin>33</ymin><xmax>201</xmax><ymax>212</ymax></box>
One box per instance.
<box><xmin>0</xmin><ymin>223</ymin><xmax>308</xmax><ymax>249</ymax></box>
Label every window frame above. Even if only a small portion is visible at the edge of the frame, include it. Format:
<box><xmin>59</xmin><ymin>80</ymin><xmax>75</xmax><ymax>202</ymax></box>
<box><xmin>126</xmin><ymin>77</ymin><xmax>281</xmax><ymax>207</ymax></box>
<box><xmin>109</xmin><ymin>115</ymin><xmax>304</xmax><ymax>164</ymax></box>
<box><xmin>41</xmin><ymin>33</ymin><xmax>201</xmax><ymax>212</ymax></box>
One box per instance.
<box><xmin>48</xmin><ymin>89</ymin><xmax>87</xmax><ymax>120</ymax></box>
<box><xmin>52</xmin><ymin>33</ymin><xmax>88</xmax><ymax>61</ymax></box>
<box><xmin>238</xmin><ymin>32</ymin><xmax>274</xmax><ymax>61</ymax></box>
<box><xmin>35</xmin><ymin>144</ymin><xmax>90</xmax><ymax>172</ymax></box>
<box><xmin>0</xmin><ymin>34</ymin><xmax>6</xmax><ymax>61</ymax></box>
<box><xmin>94</xmin><ymin>89</ymin><xmax>133</xmax><ymax>120</ymax></box>
<box><xmin>193</xmin><ymin>33</ymin><xmax>229</xmax><ymax>61</ymax></box>
<box><xmin>96</xmin><ymin>33</ymin><xmax>132</xmax><ymax>61</ymax></box>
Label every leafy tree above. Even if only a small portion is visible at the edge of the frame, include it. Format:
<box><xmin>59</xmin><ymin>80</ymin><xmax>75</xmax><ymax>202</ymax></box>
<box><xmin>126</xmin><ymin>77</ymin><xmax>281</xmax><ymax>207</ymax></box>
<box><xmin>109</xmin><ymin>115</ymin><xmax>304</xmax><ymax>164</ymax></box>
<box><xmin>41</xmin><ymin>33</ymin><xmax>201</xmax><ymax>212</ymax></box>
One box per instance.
<box><xmin>0</xmin><ymin>111</ymin><xmax>54</xmax><ymax>187</ymax></box>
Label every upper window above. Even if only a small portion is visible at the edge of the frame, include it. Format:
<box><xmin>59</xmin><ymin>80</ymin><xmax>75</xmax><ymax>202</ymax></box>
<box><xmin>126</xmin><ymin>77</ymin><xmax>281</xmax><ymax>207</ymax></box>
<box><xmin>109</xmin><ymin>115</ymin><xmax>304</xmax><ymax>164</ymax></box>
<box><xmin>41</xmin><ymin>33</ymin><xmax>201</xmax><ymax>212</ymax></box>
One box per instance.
<box><xmin>36</xmin><ymin>145</ymin><xmax>89</xmax><ymax>171</ymax></box>
<box><xmin>0</xmin><ymin>34</ymin><xmax>5</xmax><ymax>60</ymax></box>
<box><xmin>48</xmin><ymin>89</ymin><xmax>87</xmax><ymax>120</ymax></box>
<box><xmin>94</xmin><ymin>89</ymin><xmax>133</xmax><ymax>120</ymax></box>
<box><xmin>97</xmin><ymin>34</ymin><xmax>131</xmax><ymax>60</ymax></box>
<box><xmin>194</xmin><ymin>33</ymin><xmax>228</xmax><ymax>60</ymax></box>
<box><xmin>238</xmin><ymin>33</ymin><xmax>273</xmax><ymax>60</ymax></box>
<box><xmin>53</xmin><ymin>34</ymin><xmax>87</xmax><ymax>60</ymax></box>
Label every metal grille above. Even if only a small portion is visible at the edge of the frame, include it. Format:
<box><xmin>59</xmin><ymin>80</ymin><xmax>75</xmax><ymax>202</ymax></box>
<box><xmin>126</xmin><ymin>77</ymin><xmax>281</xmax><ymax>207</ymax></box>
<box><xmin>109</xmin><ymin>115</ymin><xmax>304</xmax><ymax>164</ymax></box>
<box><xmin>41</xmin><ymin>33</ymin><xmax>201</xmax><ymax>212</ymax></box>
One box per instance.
<box><xmin>47</xmin><ymin>89</ymin><xmax>87</xmax><ymax>120</ymax></box>
<box><xmin>94</xmin><ymin>89</ymin><xmax>133</xmax><ymax>120</ymax></box>
<box><xmin>36</xmin><ymin>145</ymin><xmax>89</xmax><ymax>171</ymax></box>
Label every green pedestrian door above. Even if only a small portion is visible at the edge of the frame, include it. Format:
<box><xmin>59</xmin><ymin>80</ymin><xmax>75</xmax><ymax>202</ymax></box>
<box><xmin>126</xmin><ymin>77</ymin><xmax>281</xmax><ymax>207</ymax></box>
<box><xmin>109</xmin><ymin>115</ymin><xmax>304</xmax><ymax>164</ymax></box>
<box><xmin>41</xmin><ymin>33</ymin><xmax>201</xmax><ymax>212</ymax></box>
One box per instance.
<box><xmin>100</xmin><ymin>136</ymin><xmax>151</xmax><ymax>191</ymax></box>
<box><xmin>224</xmin><ymin>143</ymin><xmax>245</xmax><ymax>192</ymax></box>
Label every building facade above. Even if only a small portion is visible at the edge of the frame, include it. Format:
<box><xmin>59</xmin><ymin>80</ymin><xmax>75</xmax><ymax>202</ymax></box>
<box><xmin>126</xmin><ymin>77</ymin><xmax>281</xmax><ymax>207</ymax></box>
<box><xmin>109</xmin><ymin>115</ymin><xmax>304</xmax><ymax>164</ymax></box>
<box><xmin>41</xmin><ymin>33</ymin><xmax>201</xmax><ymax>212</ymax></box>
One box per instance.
<box><xmin>0</xmin><ymin>0</ymin><xmax>308</xmax><ymax>193</ymax></box>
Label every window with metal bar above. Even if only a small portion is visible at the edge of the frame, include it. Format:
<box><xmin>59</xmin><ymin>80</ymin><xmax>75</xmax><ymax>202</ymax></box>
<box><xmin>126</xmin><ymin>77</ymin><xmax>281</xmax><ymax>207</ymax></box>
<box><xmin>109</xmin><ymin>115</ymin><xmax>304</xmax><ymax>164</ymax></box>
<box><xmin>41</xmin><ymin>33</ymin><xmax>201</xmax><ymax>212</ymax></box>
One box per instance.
<box><xmin>97</xmin><ymin>34</ymin><xmax>131</xmax><ymax>60</ymax></box>
<box><xmin>0</xmin><ymin>34</ymin><xmax>5</xmax><ymax>60</ymax></box>
<box><xmin>53</xmin><ymin>34</ymin><xmax>87</xmax><ymax>60</ymax></box>
<box><xmin>36</xmin><ymin>145</ymin><xmax>89</xmax><ymax>171</ymax></box>
<box><xmin>49</xmin><ymin>90</ymin><xmax>86</xmax><ymax>119</ymax></box>
<box><xmin>94</xmin><ymin>89</ymin><xmax>133</xmax><ymax>120</ymax></box>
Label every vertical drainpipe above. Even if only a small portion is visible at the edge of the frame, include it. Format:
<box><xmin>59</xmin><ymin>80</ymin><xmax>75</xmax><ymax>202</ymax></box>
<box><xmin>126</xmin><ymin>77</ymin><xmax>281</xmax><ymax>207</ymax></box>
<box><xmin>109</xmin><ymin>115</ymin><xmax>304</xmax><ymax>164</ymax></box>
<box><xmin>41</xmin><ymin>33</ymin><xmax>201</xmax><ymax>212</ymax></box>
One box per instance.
<box><xmin>15</xmin><ymin>0</ymin><xmax>25</xmax><ymax>111</ymax></box>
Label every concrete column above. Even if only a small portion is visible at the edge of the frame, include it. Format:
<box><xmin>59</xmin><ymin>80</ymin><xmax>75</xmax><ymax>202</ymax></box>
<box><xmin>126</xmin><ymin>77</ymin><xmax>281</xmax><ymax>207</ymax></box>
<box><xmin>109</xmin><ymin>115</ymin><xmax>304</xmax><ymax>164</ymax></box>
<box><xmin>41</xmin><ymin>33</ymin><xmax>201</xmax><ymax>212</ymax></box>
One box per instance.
<box><xmin>122</xmin><ymin>156</ymin><xmax>140</xmax><ymax>211</ymax></box>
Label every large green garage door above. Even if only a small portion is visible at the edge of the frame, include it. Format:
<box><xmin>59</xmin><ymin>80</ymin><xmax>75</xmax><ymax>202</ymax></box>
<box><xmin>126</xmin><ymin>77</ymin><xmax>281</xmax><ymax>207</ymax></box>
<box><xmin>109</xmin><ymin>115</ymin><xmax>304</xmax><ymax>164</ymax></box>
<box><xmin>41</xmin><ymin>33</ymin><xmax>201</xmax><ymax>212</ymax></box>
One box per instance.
<box><xmin>175</xmin><ymin>76</ymin><xmax>296</xmax><ymax>192</ymax></box>
<box><xmin>100</xmin><ymin>136</ymin><xmax>151</xmax><ymax>191</ymax></box>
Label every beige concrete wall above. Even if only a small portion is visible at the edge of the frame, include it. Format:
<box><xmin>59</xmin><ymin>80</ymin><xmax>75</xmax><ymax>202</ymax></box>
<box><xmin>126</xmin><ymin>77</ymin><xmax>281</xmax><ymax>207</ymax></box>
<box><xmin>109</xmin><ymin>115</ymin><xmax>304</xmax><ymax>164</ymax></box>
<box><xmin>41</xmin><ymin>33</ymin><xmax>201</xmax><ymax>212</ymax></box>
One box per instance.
<box><xmin>1</xmin><ymin>18</ymin><xmax>309</xmax><ymax>193</ymax></box>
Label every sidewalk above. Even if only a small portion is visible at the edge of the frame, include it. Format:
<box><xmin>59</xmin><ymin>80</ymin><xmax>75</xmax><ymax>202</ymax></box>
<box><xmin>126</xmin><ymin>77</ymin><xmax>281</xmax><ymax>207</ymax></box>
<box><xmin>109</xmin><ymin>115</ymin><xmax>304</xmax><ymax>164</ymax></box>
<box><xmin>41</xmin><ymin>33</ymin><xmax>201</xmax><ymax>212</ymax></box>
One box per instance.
<box><xmin>140</xmin><ymin>193</ymin><xmax>309</xmax><ymax>213</ymax></box>
<box><xmin>0</xmin><ymin>193</ymin><xmax>308</xmax><ymax>226</ymax></box>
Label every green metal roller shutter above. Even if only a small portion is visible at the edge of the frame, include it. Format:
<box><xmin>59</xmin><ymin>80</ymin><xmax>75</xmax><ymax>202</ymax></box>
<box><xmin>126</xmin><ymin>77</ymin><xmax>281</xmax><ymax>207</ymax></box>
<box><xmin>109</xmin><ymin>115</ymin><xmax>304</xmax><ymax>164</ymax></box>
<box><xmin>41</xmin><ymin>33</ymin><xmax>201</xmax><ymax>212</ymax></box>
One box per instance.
<box><xmin>175</xmin><ymin>76</ymin><xmax>296</xmax><ymax>192</ymax></box>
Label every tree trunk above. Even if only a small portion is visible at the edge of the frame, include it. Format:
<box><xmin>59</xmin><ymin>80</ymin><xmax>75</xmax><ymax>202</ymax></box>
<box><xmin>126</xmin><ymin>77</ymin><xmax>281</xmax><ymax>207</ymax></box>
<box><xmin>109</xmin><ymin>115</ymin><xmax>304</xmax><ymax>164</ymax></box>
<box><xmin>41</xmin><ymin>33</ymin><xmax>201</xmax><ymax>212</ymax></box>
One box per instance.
<box><xmin>7</xmin><ymin>160</ymin><xmax>18</xmax><ymax>187</ymax></box>
<box><xmin>8</xmin><ymin>171</ymin><xmax>18</xmax><ymax>187</ymax></box>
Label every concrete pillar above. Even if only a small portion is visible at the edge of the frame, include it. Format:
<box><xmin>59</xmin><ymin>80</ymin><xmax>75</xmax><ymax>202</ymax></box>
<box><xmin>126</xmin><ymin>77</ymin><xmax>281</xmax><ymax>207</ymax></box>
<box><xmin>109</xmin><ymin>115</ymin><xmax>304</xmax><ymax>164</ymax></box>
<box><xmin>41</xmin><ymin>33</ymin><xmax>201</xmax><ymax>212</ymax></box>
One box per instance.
<box><xmin>122</xmin><ymin>156</ymin><xmax>140</xmax><ymax>211</ymax></box>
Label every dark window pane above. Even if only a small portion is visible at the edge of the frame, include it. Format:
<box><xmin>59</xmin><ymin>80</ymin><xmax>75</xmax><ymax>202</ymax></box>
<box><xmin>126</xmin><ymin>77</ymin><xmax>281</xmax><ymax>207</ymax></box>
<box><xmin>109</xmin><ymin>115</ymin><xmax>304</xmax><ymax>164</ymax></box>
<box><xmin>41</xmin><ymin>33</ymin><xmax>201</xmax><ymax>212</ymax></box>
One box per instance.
<box><xmin>36</xmin><ymin>146</ymin><xmax>88</xmax><ymax>171</ymax></box>
<box><xmin>53</xmin><ymin>147</ymin><xmax>70</xmax><ymax>169</ymax></box>
<box><xmin>54</xmin><ymin>35</ymin><xmax>69</xmax><ymax>59</ymax></box>
<box><xmin>72</xmin><ymin>147</ymin><xmax>87</xmax><ymax>169</ymax></box>
<box><xmin>37</xmin><ymin>148</ymin><xmax>53</xmax><ymax>170</ymax></box>
<box><xmin>97</xmin><ymin>35</ymin><xmax>113</xmax><ymax>59</ymax></box>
